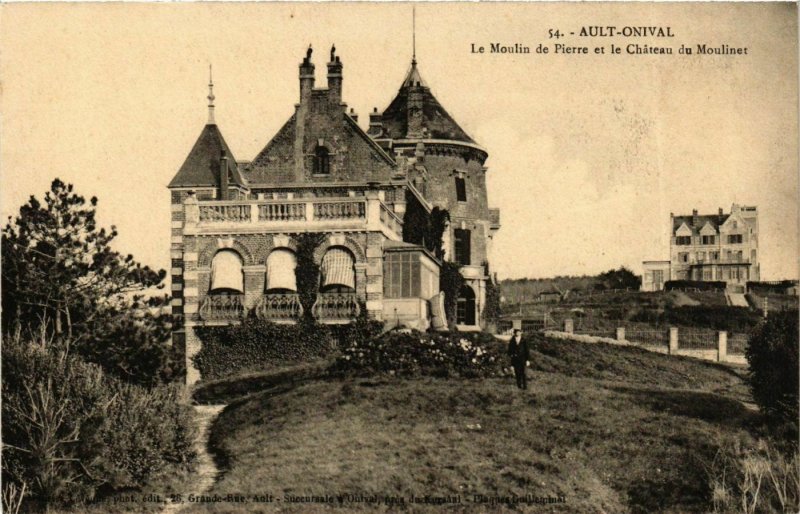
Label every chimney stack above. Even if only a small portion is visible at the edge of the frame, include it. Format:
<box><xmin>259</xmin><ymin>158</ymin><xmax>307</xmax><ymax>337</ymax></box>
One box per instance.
<box><xmin>327</xmin><ymin>45</ymin><xmax>343</xmax><ymax>104</ymax></box>
<box><xmin>368</xmin><ymin>107</ymin><xmax>383</xmax><ymax>136</ymax></box>
<box><xmin>299</xmin><ymin>45</ymin><xmax>315</xmax><ymax>102</ymax></box>
<box><xmin>219</xmin><ymin>149</ymin><xmax>229</xmax><ymax>201</ymax></box>
<box><xmin>692</xmin><ymin>209</ymin><xmax>699</xmax><ymax>228</ymax></box>
<box><xmin>348</xmin><ymin>107</ymin><xmax>358</xmax><ymax>124</ymax></box>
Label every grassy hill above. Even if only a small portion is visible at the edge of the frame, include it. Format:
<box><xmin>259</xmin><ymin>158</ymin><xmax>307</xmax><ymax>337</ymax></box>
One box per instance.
<box><xmin>193</xmin><ymin>337</ymin><xmax>759</xmax><ymax>513</ymax></box>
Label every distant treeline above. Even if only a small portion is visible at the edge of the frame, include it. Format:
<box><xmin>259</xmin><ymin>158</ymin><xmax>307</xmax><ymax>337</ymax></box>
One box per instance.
<box><xmin>500</xmin><ymin>268</ymin><xmax>641</xmax><ymax>303</ymax></box>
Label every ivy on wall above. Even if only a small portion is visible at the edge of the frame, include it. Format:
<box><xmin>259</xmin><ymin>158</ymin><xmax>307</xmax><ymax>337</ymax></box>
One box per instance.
<box><xmin>483</xmin><ymin>261</ymin><xmax>502</xmax><ymax>324</ymax></box>
<box><xmin>294</xmin><ymin>233</ymin><xmax>326</xmax><ymax>322</ymax></box>
<box><xmin>440</xmin><ymin>261</ymin><xmax>465</xmax><ymax>327</ymax></box>
<box><xmin>401</xmin><ymin>189</ymin><xmax>450</xmax><ymax>261</ymax></box>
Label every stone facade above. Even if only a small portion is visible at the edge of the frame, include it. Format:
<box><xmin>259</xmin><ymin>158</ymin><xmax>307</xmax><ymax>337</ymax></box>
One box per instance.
<box><xmin>169</xmin><ymin>47</ymin><xmax>499</xmax><ymax>382</ymax></box>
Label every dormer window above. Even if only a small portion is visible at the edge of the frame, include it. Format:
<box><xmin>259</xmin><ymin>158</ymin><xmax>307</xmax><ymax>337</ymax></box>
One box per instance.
<box><xmin>314</xmin><ymin>146</ymin><xmax>330</xmax><ymax>175</ymax></box>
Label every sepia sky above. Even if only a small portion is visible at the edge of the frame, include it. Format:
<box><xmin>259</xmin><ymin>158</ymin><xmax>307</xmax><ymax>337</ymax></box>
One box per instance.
<box><xmin>1</xmin><ymin>2</ymin><xmax>797</xmax><ymax>280</ymax></box>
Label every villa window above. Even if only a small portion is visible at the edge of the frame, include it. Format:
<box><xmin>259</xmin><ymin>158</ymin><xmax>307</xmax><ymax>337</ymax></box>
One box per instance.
<box><xmin>454</xmin><ymin>229</ymin><xmax>471</xmax><ymax>265</ymax></box>
<box><xmin>383</xmin><ymin>253</ymin><xmax>421</xmax><ymax>299</ymax></box>
<box><xmin>265</xmin><ymin>249</ymin><xmax>297</xmax><ymax>293</ymax></box>
<box><xmin>702</xmin><ymin>235</ymin><xmax>716</xmax><ymax>245</ymax></box>
<box><xmin>314</xmin><ymin>146</ymin><xmax>330</xmax><ymax>175</ymax></box>
<box><xmin>456</xmin><ymin>285</ymin><xmax>476</xmax><ymax>325</ymax></box>
<box><xmin>676</xmin><ymin>236</ymin><xmax>691</xmax><ymax>245</ymax></box>
<box><xmin>210</xmin><ymin>250</ymin><xmax>244</xmax><ymax>293</ymax></box>
<box><xmin>727</xmin><ymin>234</ymin><xmax>743</xmax><ymax>244</ymax></box>
<box><xmin>320</xmin><ymin>247</ymin><xmax>355</xmax><ymax>292</ymax></box>
<box><xmin>679</xmin><ymin>252</ymin><xmax>689</xmax><ymax>263</ymax></box>
<box><xmin>455</xmin><ymin>177</ymin><xmax>467</xmax><ymax>202</ymax></box>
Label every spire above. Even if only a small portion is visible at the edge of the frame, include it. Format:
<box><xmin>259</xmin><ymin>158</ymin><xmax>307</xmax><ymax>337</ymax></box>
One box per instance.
<box><xmin>412</xmin><ymin>6</ymin><xmax>416</xmax><ymax>65</ymax></box>
<box><xmin>207</xmin><ymin>64</ymin><xmax>215</xmax><ymax>124</ymax></box>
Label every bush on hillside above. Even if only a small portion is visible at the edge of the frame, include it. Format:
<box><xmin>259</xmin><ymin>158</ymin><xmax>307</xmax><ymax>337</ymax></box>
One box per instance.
<box><xmin>669</xmin><ymin>306</ymin><xmax>762</xmax><ymax>333</ymax></box>
<box><xmin>1</xmin><ymin>333</ymin><xmax>195</xmax><ymax>508</ymax></box>
<box><xmin>329</xmin><ymin>330</ymin><xmax>501</xmax><ymax>378</ymax></box>
<box><xmin>746</xmin><ymin>310</ymin><xmax>799</xmax><ymax>439</ymax></box>
<box><xmin>193</xmin><ymin>318</ymin><xmax>339</xmax><ymax>380</ymax></box>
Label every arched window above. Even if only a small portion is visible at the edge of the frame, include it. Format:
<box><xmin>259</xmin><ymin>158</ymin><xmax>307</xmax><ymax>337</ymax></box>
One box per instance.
<box><xmin>456</xmin><ymin>285</ymin><xmax>476</xmax><ymax>325</ymax></box>
<box><xmin>266</xmin><ymin>249</ymin><xmax>297</xmax><ymax>293</ymax></box>
<box><xmin>210</xmin><ymin>250</ymin><xmax>244</xmax><ymax>293</ymax></box>
<box><xmin>314</xmin><ymin>146</ymin><xmax>330</xmax><ymax>175</ymax></box>
<box><xmin>320</xmin><ymin>247</ymin><xmax>355</xmax><ymax>292</ymax></box>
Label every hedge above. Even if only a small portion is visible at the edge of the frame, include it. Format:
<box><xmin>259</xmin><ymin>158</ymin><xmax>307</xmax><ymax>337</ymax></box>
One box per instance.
<box><xmin>193</xmin><ymin>314</ymin><xmax>384</xmax><ymax>381</ymax></box>
<box><xmin>329</xmin><ymin>329</ymin><xmax>502</xmax><ymax>379</ymax></box>
<box><xmin>665</xmin><ymin>280</ymin><xmax>727</xmax><ymax>291</ymax></box>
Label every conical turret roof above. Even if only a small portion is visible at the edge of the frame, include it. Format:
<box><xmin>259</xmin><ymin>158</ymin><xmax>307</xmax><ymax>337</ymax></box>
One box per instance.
<box><xmin>169</xmin><ymin>124</ymin><xmax>245</xmax><ymax>188</ymax></box>
<box><xmin>380</xmin><ymin>61</ymin><xmax>476</xmax><ymax>144</ymax></box>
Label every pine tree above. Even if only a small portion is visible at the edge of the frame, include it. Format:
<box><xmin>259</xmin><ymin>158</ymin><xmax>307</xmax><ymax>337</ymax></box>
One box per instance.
<box><xmin>2</xmin><ymin>179</ymin><xmax>173</xmax><ymax>385</ymax></box>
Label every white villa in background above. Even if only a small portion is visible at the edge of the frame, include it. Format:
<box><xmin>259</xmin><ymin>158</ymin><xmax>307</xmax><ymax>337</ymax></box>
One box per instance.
<box><xmin>642</xmin><ymin>204</ymin><xmax>760</xmax><ymax>293</ymax></box>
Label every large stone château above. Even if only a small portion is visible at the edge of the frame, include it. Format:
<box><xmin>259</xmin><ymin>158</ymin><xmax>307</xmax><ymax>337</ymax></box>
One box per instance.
<box><xmin>169</xmin><ymin>47</ymin><xmax>501</xmax><ymax>383</ymax></box>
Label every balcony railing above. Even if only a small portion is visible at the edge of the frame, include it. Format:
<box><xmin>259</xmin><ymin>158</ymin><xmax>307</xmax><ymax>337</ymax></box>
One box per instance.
<box><xmin>197</xmin><ymin>293</ymin><xmax>360</xmax><ymax>322</ymax></box>
<box><xmin>199</xmin><ymin>294</ymin><xmax>245</xmax><ymax>320</ymax></box>
<box><xmin>254</xmin><ymin>293</ymin><xmax>303</xmax><ymax>320</ymax></box>
<box><xmin>311</xmin><ymin>292</ymin><xmax>361</xmax><ymax>321</ymax></box>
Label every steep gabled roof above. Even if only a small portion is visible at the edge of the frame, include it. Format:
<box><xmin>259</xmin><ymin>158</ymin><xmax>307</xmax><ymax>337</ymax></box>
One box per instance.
<box><xmin>169</xmin><ymin>124</ymin><xmax>244</xmax><ymax>188</ymax></box>
<box><xmin>242</xmin><ymin>110</ymin><xmax>396</xmax><ymax>185</ymax></box>
<box><xmin>380</xmin><ymin>61</ymin><xmax>476</xmax><ymax>144</ymax></box>
<box><xmin>672</xmin><ymin>214</ymin><xmax>730</xmax><ymax>235</ymax></box>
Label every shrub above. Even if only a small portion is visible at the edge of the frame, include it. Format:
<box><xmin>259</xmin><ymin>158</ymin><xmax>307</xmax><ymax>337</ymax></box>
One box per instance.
<box><xmin>1</xmin><ymin>332</ymin><xmax>196</xmax><ymax>508</ymax></box>
<box><xmin>329</xmin><ymin>330</ymin><xmax>501</xmax><ymax>378</ymax></box>
<box><xmin>747</xmin><ymin>310</ymin><xmax>799</xmax><ymax>436</ymax></box>
<box><xmin>193</xmin><ymin>318</ymin><xmax>338</xmax><ymax>380</ymax></box>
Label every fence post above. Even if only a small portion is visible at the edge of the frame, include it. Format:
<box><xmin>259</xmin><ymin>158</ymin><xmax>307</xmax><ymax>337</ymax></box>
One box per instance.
<box><xmin>669</xmin><ymin>327</ymin><xmax>679</xmax><ymax>354</ymax></box>
<box><xmin>564</xmin><ymin>319</ymin><xmax>574</xmax><ymax>334</ymax></box>
<box><xmin>718</xmin><ymin>331</ymin><xmax>728</xmax><ymax>362</ymax></box>
<box><xmin>616</xmin><ymin>327</ymin><xmax>625</xmax><ymax>342</ymax></box>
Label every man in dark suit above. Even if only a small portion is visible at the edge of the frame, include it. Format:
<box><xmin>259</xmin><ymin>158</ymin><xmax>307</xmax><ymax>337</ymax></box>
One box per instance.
<box><xmin>508</xmin><ymin>329</ymin><xmax>530</xmax><ymax>390</ymax></box>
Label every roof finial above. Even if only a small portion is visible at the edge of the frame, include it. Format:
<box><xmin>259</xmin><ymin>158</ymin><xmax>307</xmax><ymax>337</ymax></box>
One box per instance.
<box><xmin>207</xmin><ymin>64</ymin><xmax>216</xmax><ymax>124</ymax></box>
<box><xmin>412</xmin><ymin>6</ymin><xmax>417</xmax><ymax>65</ymax></box>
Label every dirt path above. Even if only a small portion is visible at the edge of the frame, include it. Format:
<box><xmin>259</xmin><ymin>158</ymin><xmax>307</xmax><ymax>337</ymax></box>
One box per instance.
<box><xmin>163</xmin><ymin>404</ymin><xmax>226</xmax><ymax>513</ymax></box>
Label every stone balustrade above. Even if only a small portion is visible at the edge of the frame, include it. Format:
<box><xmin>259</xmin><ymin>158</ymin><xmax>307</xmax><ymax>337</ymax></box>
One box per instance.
<box><xmin>379</xmin><ymin>201</ymin><xmax>403</xmax><ymax>235</ymax></box>
<box><xmin>188</xmin><ymin>197</ymin><xmax>401</xmax><ymax>238</ymax></box>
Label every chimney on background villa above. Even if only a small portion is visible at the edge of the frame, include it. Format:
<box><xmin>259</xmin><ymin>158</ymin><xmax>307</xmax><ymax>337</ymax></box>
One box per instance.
<box><xmin>692</xmin><ymin>209</ymin><xmax>699</xmax><ymax>228</ymax></box>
